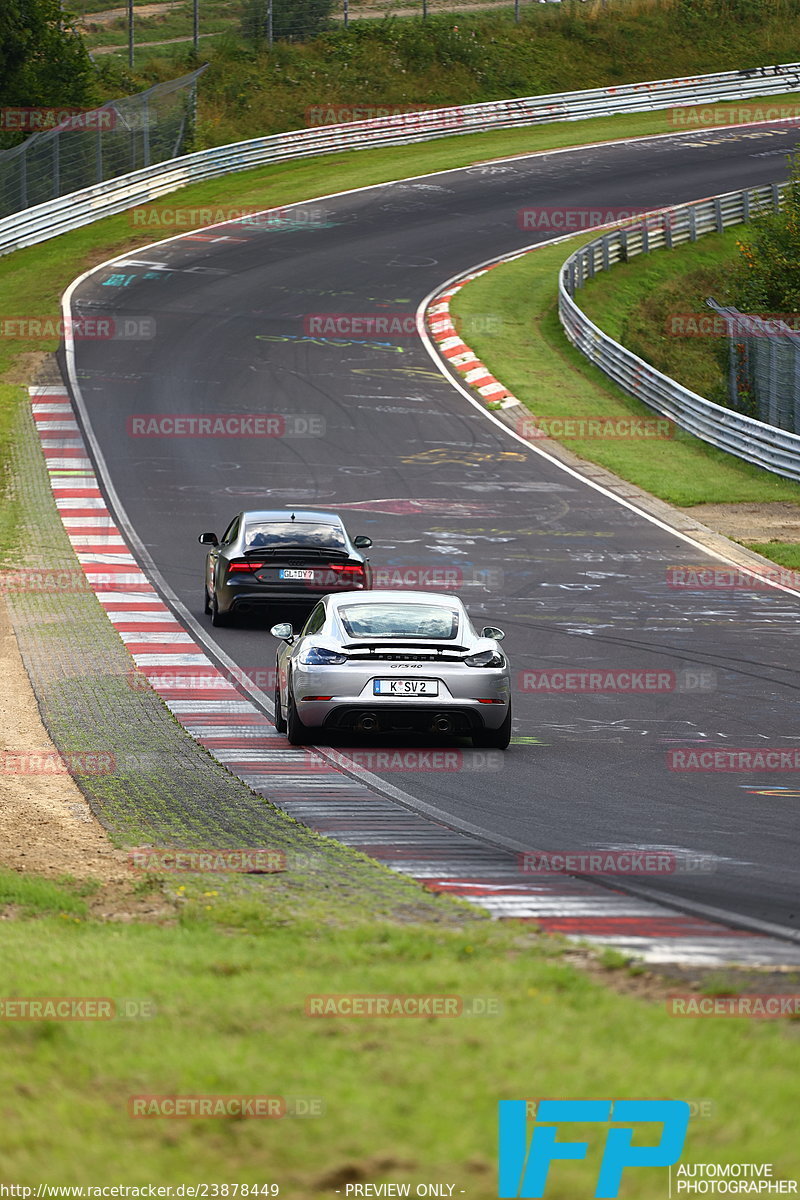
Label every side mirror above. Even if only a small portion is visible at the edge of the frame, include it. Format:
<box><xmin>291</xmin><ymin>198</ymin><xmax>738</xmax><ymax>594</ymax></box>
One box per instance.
<box><xmin>481</xmin><ymin>626</ymin><xmax>505</xmax><ymax>641</ymax></box>
<box><xmin>199</xmin><ymin>532</ymin><xmax>218</xmax><ymax>546</ymax></box>
<box><xmin>353</xmin><ymin>535</ymin><xmax>372</xmax><ymax>549</ymax></box>
<box><xmin>270</xmin><ymin>622</ymin><xmax>295</xmax><ymax>642</ymax></box>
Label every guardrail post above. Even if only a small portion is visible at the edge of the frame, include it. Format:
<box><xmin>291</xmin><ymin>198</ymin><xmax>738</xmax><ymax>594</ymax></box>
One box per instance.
<box><xmin>689</xmin><ymin>207</ymin><xmax>697</xmax><ymax>242</ymax></box>
<box><xmin>714</xmin><ymin>198</ymin><xmax>723</xmax><ymax>232</ymax></box>
<box><xmin>743</xmin><ymin>190</ymin><xmax>751</xmax><ymax>223</ymax></box>
<box><xmin>641</xmin><ymin>223</ymin><xmax>649</xmax><ymax>254</ymax></box>
<box><xmin>602</xmin><ymin>235</ymin><xmax>609</xmax><ymax>271</ymax></box>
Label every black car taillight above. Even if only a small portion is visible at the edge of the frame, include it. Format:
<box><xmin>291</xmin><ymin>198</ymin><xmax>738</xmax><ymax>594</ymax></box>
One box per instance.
<box><xmin>326</xmin><ymin>563</ymin><xmax>365</xmax><ymax>581</ymax></box>
<box><xmin>227</xmin><ymin>559</ymin><xmax>257</xmax><ymax>574</ymax></box>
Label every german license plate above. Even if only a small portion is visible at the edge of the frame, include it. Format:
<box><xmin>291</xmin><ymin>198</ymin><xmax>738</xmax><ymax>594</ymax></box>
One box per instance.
<box><xmin>373</xmin><ymin>679</ymin><xmax>439</xmax><ymax>696</ymax></box>
<box><xmin>279</xmin><ymin>569</ymin><xmax>315</xmax><ymax>580</ymax></box>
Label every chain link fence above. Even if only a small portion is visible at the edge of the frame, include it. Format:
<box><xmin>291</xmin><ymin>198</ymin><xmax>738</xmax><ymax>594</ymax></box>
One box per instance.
<box><xmin>707</xmin><ymin>298</ymin><xmax>800</xmax><ymax>434</ymax></box>
<box><xmin>0</xmin><ymin>67</ymin><xmax>206</xmax><ymax>221</ymax></box>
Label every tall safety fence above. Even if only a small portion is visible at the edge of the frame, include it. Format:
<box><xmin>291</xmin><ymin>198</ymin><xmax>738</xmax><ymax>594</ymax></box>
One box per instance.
<box><xmin>559</xmin><ymin>184</ymin><xmax>800</xmax><ymax>482</ymax></box>
<box><xmin>707</xmin><ymin>298</ymin><xmax>800</xmax><ymax>434</ymax></box>
<box><xmin>0</xmin><ymin>68</ymin><xmax>206</xmax><ymax>221</ymax></box>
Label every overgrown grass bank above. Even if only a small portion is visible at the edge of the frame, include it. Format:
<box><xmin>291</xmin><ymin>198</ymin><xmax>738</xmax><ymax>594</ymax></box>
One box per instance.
<box><xmin>577</xmin><ymin>227</ymin><xmax>740</xmax><ymax>403</ymax></box>
<box><xmin>86</xmin><ymin>0</ymin><xmax>800</xmax><ymax>146</ymax></box>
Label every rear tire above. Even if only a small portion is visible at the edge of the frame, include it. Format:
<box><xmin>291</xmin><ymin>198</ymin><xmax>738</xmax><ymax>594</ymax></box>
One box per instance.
<box><xmin>286</xmin><ymin>682</ymin><xmax>309</xmax><ymax>746</ymax></box>
<box><xmin>204</xmin><ymin>586</ymin><xmax>211</xmax><ymax>615</ymax></box>
<box><xmin>273</xmin><ymin>675</ymin><xmax>287</xmax><ymax>734</ymax></box>
<box><xmin>211</xmin><ymin>594</ymin><xmax>231</xmax><ymax>627</ymax></box>
<box><xmin>472</xmin><ymin>704</ymin><xmax>512</xmax><ymax>750</ymax></box>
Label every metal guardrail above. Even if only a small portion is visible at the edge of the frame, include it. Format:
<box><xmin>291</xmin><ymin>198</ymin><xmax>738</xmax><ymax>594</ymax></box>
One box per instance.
<box><xmin>558</xmin><ymin>183</ymin><xmax>800</xmax><ymax>483</ymax></box>
<box><xmin>2</xmin><ymin>62</ymin><xmax>800</xmax><ymax>256</ymax></box>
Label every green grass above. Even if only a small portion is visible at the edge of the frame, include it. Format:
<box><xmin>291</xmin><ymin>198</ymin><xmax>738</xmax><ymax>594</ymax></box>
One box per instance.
<box><xmin>744</xmin><ymin>541</ymin><xmax>800</xmax><ymax>566</ymax></box>
<box><xmin>450</xmin><ymin>238</ymin><xmax>800</xmax><ymax>508</ymax></box>
<box><xmin>0</xmin><ymin>868</ymin><xmax>90</xmax><ymax>917</ymax></box>
<box><xmin>577</xmin><ymin>226</ymin><xmax>741</xmax><ymax>403</ymax></box>
<box><xmin>2</xmin><ymin>872</ymin><xmax>800</xmax><ymax>1186</ymax></box>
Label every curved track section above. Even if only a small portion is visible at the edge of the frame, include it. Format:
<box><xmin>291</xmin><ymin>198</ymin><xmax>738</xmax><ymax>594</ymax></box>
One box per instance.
<box><xmin>61</xmin><ymin>124</ymin><xmax>800</xmax><ymax>956</ymax></box>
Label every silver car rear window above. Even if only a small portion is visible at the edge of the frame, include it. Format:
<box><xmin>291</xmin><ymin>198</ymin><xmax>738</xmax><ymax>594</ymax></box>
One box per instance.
<box><xmin>339</xmin><ymin>603</ymin><xmax>459</xmax><ymax>639</ymax></box>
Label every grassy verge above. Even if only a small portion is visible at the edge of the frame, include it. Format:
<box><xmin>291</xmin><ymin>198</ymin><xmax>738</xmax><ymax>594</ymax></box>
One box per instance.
<box><xmin>450</xmin><ymin>235</ymin><xmax>800</xmax><ymax>511</ymax></box>
<box><xmin>2</xmin><ymin>867</ymin><xmax>800</xmax><ymax>1185</ymax></box>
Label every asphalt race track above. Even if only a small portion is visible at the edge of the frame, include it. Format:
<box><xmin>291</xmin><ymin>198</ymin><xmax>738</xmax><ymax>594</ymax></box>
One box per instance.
<box><xmin>66</xmin><ymin>123</ymin><xmax>800</xmax><ymax>939</ymax></box>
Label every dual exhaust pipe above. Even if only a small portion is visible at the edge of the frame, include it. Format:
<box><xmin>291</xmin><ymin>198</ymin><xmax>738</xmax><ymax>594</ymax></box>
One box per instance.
<box><xmin>354</xmin><ymin>711</ymin><xmax>456</xmax><ymax>735</ymax></box>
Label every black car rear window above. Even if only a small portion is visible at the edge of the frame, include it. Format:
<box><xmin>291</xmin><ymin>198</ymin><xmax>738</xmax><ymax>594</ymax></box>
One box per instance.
<box><xmin>243</xmin><ymin>522</ymin><xmax>346</xmax><ymax>550</ymax></box>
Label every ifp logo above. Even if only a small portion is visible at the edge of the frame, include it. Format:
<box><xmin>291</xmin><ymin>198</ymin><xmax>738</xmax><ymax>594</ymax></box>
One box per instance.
<box><xmin>498</xmin><ymin>1099</ymin><xmax>690</xmax><ymax>1197</ymax></box>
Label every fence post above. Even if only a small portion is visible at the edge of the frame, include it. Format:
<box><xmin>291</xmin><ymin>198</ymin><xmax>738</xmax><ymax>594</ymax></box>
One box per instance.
<box><xmin>143</xmin><ymin>97</ymin><xmax>151</xmax><ymax>168</ymax></box>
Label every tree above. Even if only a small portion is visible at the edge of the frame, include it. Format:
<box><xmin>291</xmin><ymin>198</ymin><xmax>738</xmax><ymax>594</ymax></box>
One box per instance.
<box><xmin>733</xmin><ymin>149</ymin><xmax>800</xmax><ymax>315</ymax></box>
<box><xmin>0</xmin><ymin>0</ymin><xmax>93</xmax><ymax>112</ymax></box>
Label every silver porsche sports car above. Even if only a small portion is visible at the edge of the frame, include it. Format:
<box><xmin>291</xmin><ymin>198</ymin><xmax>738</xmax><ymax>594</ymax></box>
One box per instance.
<box><xmin>270</xmin><ymin>590</ymin><xmax>511</xmax><ymax>748</ymax></box>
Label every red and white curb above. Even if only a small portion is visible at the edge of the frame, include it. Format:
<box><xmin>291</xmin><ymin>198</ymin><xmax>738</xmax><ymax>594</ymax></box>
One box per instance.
<box><xmin>426</xmin><ymin>270</ymin><xmax>521</xmax><ymax>410</ymax></box>
<box><xmin>28</xmin><ymin>384</ymin><xmax>800</xmax><ymax>968</ymax></box>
